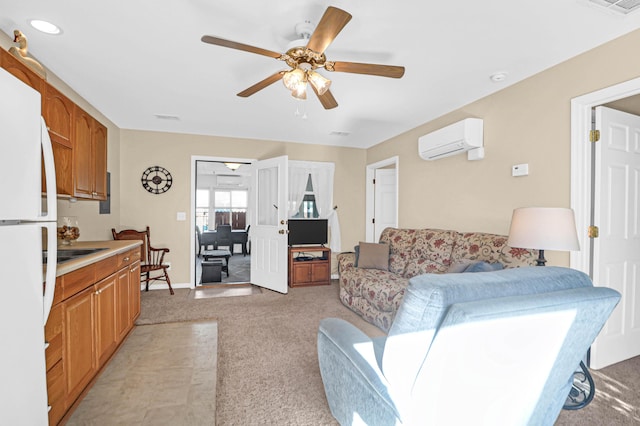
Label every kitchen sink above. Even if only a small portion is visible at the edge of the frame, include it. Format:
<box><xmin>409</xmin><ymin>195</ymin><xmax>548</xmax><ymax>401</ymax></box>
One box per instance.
<box><xmin>43</xmin><ymin>248</ymin><xmax>108</xmax><ymax>265</ymax></box>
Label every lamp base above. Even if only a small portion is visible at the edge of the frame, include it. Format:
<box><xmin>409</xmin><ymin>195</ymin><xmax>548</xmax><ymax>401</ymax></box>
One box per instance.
<box><xmin>536</xmin><ymin>249</ymin><xmax>547</xmax><ymax>266</ymax></box>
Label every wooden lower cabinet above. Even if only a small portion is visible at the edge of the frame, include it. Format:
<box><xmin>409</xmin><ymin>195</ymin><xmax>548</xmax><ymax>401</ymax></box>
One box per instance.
<box><xmin>288</xmin><ymin>246</ymin><xmax>331</xmax><ymax>287</ymax></box>
<box><xmin>95</xmin><ymin>274</ymin><xmax>118</xmax><ymax>367</ymax></box>
<box><xmin>63</xmin><ymin>286</ymin><xmax>96</xmax><ymax>405</ymax></box>
<box><xmin>47</xmin><ymin>249</ymin><xmax>141</xmax><ymax>425</ymax></box>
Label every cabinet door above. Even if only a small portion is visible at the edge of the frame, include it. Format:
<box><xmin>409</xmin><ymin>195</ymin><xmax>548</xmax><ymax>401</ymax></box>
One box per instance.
<box><xmin>95</xmin><ymin>274</ymin><xmax>117</xmax><ymax>367</ymax></box>
<box><xmin>63</xmin><ymin>286</ymin><xmax>96</xmax><ymax>405</ymax></box>
<box><xmin>292</xmin><ymin>263</ymin><xmax>313</xmax><ymax>284</ymax></box>
<box><xmin>311</xmin><ymin>262</ymin><xmax>330</xmax><ymax>283</ymax></box>
<box><xmin>92</xmin><ymin>120</ymin><xmax>108</xmax><ymax>200</ymax></box>
<box><xmin>116</xmin><ymin>267</ymin><xmax>131</xmax><ymax>341</ymax></box>
<box><xmin>43</xmin><ymin>84</ymin><xmax>74</xmax><ymax>196</ymax></box>
<box><xmin>73</xmin><ymin>107</ymin><xmax>93</xmax><ymax>198</ymax></box>
<box><xmin>129</xmin><ymin>261</ymin><xmax>141</xmax><ymax>323</ymax></box>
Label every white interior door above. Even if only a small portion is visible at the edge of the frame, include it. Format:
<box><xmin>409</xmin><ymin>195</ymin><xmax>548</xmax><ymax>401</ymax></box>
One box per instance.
<box><xmin>250</xmin><ymin>155</ymin><xmax>289</xmax><ymax>293</ymax></box>
<box><xmin>374</xmin><ymin>168</ymin><xmax>397</xmax><ymax>242</ymax></box>
<box><xmin>590</xmin><ymin>106</ymin><xmax>640</xmax><ymax>369</ymax></box>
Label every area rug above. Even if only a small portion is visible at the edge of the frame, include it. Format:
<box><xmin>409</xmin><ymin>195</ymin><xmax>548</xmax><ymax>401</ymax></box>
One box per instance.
<box><xmin>192</xmin><ymin>283</ymin><xmax>262</xmax><ymax>299</ymax></box>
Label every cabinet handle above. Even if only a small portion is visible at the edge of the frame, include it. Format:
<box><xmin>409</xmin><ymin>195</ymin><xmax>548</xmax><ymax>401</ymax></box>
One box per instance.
<box><xmin>123</xmin><ymin>257</ymin><xmax>130</xmax><ymax>261</ymax></box>
<box><xmin>44</xmin><ymin>341</ymin><xmax>50</xmax><ymax>349</ymax></box>
<box><xmin>130</xmin><ymin>269</ymin><xmax>135</xmax><ymax>273</ymax></box>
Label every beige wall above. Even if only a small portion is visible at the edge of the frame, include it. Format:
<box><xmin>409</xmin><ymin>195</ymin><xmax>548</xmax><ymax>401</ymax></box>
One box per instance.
<box><xmin>367</xmin><ymin>28</ymin><xmax>640</xmax><ymax>267</ymax></box>
<box><xmin>119</xmin><ymin>130</ymin><xmax>366</xmax><ymax>283</ymax></box>
<box><xmin>0</xmin><ymin>30</ymin><xmax>121</xmax><ymax>242</ymax></box>
<box><xmin>7</xmin><ymin>25</ymin><xmax>640</xmax><ymax>275</ymax></box>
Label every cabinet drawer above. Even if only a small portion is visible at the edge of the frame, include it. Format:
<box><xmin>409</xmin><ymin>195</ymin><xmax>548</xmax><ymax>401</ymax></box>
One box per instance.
<box><xmin>95</xmin><ymin>256</ymin><xmax>118</xmax><ymax>282</ymax></box>
<box><xmin>61</xmin><ymin>264</ymin><xmax>95</xmax><ymax>300</ymax></box>
<box><xmin>117</xmin><ymin>248</ymin><xmax>140</xmax><ymax>269</ymax></box>
<box><xmin>45</xmin><ymin>303</ymin><xmax>63</xmax><ymax>369</ymax></box>
<box><xmin>47</xmin><ymin>359</ymin><xmax>66</xmax><ymax>426</ymax></box>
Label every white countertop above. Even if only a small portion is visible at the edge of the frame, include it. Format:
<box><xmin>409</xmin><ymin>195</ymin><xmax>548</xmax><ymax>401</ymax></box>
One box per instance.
<box><xmin>51</xmin><ymin>240</ymin><xmax>142</xmax><ymax>277</ymax></box>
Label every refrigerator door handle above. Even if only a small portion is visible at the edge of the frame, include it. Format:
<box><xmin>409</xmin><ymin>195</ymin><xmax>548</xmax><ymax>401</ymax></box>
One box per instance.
<box><xmin>42</xmin><ymin>221</ymin><xmax>57</xmax><ymax>324</ymax></box>
<box><xmin>40</xmin><ymin>117</ymin><xmax>57</xmax><ymax>221</ymax></box>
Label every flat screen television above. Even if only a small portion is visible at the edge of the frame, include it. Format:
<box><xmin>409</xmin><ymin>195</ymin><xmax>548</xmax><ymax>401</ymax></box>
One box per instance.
<box><xmin>288</xmin><ymin>218</ymin><xmax>328</xmax><ymax>246</ymax></box>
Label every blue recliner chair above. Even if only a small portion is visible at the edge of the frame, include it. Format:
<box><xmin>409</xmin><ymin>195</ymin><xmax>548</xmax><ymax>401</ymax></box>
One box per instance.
<box><xmin>318</xmin><ymin>267</ymin><xmax>620</xmax><ymax>425</ymax></box>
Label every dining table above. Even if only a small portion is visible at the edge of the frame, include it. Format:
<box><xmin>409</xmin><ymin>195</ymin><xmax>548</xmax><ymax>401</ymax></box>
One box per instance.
<box><xmin>201</xmin><ymin>229</ymin><xmax>249</xmax><ymax>256</ymax></box>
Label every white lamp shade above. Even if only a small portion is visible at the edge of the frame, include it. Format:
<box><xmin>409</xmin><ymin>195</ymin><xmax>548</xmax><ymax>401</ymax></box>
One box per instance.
<box><xmin>507</xmin><ymin>207</ymin><xmax>580</xmax><ymax>251</ymax></box>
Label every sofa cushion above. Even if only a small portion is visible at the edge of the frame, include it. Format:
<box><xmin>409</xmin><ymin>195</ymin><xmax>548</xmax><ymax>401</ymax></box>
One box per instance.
<box><xmin>451</xmin><ymin>231</ymin><xmax>537</xmax><ymax>268</ymax></box>
<box><xmin>357</xmin><ymin>242</ymin><xmax>389</xmax><ymax>271</ymax></box>
<box><xmin>404</xmin><ymin>229</ymin><xmax>458</xmax><ymax>278</ymax></box>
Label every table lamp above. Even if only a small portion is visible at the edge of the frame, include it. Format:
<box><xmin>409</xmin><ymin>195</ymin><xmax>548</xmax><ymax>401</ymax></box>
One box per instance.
<box><xmin>507</xmin><ymin>207</ymin><xmax>580</xmax><ymax>266</ymax></box>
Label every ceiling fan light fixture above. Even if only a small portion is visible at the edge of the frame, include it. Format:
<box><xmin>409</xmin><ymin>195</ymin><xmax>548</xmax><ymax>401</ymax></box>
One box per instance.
<box><xmin>291</xmin><ymin>83</ymin><xmax>307</xmax><ymax>100</ymax></box>
<box><xmin>307</xmin><ymin>71</ymin><xmax>331</xmax><ymax>95</ymax></box>
<box><xmin>283</xmin><ymin>68</ymin><xmax>306</xmax><ymax>91</ymax></box>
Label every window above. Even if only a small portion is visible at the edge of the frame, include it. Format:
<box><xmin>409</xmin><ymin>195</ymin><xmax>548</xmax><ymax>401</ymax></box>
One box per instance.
<box><xmin>196</xmin><ymin>189</ymin><xmax>209</xmax><ymax>231</ymax></box>
<box><xmin>295</xmin><ymin>175</ymin><xmax>319</xmax><ymax>218</ymax></box>
<box><xmin>214</xmin><ymin>190</ymin><xmax>248</xmax><ymax>229</ymax></box>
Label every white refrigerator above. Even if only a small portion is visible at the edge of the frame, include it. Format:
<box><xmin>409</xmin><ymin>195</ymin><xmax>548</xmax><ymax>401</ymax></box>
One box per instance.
<box><xmin>0</xmin><ymin>67</ymin><xmax>58</xmax><ymax>424</ymax></box>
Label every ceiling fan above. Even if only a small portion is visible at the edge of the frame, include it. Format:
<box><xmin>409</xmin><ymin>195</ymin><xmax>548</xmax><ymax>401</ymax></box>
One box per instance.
<box><xmin>201</xmin><ymin>6</ymin><xmax>405</xmax><ymax>109</ymax></box>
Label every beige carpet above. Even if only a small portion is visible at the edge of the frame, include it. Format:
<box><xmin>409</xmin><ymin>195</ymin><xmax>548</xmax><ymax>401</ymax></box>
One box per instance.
<box><xmin>137</xmin><ymin>282</ymin><xmax>640</xmax><ymax>425</ymax></box>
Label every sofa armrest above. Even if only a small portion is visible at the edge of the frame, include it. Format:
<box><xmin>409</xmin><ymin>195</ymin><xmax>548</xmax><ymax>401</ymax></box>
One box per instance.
<box><xmin>337</xmin><ymin>251</ymin><xmax>356</xmax><ymax>273</ymax></box>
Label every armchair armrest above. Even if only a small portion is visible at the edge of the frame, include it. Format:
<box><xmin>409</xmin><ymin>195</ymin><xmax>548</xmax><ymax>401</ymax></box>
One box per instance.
<box><xmin>149</xmin><ymin>246</ymin><xmax>170</xmax><ymax>266</ymax></box>
<box><xmin>318</xmin><ymin>318</ymin><xmax>400</xmax><ymax>424</ymax></box>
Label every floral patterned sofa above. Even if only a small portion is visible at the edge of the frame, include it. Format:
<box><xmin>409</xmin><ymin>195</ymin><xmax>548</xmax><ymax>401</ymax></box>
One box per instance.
<box><xmin>337</xmin><ymin>227</ymin><xmax>537</xmax><ymax>331</ymax></box>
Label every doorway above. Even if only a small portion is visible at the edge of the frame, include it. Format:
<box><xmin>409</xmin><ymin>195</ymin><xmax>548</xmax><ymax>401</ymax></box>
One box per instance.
<box><xmin>366</xmin><ymin>156</ymin><xmax>399</xmax><ymax>242</ymax></box>
<box><xmin>571</xmin><ymin>76</ymin><xmax>640</xmax><ymax>369</ymax></box>
<box><xmin>190</xmin><ymin>156</ymin><xmax>254</xmax><ymax>288</ymax></box>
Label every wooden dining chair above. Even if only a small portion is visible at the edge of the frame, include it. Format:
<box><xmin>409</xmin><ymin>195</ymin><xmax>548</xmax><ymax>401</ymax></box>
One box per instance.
<box><xmin>111</xmin><ymin>226</ymin><xmax>174</xmax><ymax>295</ymax></box>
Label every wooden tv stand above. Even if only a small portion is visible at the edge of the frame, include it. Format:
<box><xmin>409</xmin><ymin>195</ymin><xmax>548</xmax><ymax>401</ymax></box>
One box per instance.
<box><xmin>288</xmin><ymin>246</ymin><xmax>331</xmax><ymax>287</ymax></box>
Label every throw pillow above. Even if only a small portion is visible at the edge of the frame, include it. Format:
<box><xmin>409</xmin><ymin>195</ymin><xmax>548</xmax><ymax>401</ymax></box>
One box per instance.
<box><xmin>463</xmin><ymin>261</ymin><xmax>504</xmax><ymax>273</ymax></box>
<box><xmin>446</xmin><ymin>259</ymin><xmax>475</xmax><ymax>273</ymax></box>
<box><xmin>357</xmin><ymin>242</ymin><xmax>389</xmax><ymax>271</ymax></box>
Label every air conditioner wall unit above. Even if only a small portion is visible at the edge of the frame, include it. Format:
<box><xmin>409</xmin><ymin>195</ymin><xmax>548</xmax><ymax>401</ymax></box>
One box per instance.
<box><xmin>418</xmin><ymin>118</ymin><xmax>484</xmax><ymax>161</ymax></box>
<box><xmin>216</xmin><ymin>174</ymin><xmax>244</xmax><ymax>186</ymax></box>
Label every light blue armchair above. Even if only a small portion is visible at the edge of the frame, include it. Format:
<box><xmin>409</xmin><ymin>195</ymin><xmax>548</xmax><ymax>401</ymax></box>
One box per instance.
<box><xmin>318</xmin><ymin>267</ymin><xmax>620</xmax><ymax>425</ymax></box>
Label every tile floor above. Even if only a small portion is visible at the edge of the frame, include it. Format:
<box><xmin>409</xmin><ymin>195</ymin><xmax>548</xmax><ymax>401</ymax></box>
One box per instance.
<box><xmin>67</xmin><ymin>321</ymin><xmax>218</xmax><ymax>426</ymax></box>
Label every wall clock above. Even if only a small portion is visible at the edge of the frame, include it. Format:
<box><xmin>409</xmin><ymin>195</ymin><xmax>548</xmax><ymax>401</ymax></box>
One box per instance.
<box><xmin>141</xmin><ymin>166</ymin><xmax>173</xmax><ymax>194</ymax></box>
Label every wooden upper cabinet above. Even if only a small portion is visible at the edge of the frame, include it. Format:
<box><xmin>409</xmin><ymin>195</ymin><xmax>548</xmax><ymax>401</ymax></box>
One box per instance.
<box><xmin>0</xmin><ymin>49</ymin><xmax>44</xmax><ymax>94</ymax></box>
<box><xmin>73</xmin><ymin>107</ymin><xmax>93</xmax><ymax>198</ymax></box>
<box><xmin>43</xmin><ymin>84</ymin><xmax>74</xmax><ymax>196</ymax></box>
<box><xmin>44</xmin><ymin>84</ymin><xmax>73</xmax><ymax>148</ymax></box>
<box><xmin>73</xmin><ymin>105</ymin><xmax>107</xmax><ymax>200</ymax></box>
<box><xmin>92</xmin><ymin>121</ymin><xmax>108</xmax><ymax>200</ymax></box>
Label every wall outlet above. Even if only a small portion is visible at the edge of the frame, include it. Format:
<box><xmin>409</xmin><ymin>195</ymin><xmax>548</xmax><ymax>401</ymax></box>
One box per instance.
<box><xmin>176</xmin><ymin>212</ymin><xmax>186</xmax><ymax>221</ymax></box>
<box><xmin>512</xmin><ymin>163</ymin><xmax>529</xmax><ymax>177</ymax></box>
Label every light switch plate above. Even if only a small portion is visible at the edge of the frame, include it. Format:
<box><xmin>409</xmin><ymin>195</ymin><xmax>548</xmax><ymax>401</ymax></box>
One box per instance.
<box><xmin>512</xmin><ymin>163</ymin><xmax>529</xmax><ymax>177</ymax></box>
<box><xmin>176</xmin><ymin>212</ymin><xmax>186</xmax><ymax>221</ymax></box>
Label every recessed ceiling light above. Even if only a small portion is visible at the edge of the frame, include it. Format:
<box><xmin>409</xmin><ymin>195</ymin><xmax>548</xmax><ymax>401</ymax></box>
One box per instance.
<box><xmin>29</xmin><ymin>19</ymin><xmax>62</xmax><ymax>35</ymax></box>
<box><xmin>490</xmin><ymin>72</ymin><xmax>508</xmax><ymax>83</ymax></box>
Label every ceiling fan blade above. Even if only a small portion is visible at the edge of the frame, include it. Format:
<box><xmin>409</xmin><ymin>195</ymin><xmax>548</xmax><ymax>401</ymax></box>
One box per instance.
<box><xmin>306</xmin><ymin>6</ymin><xmax>352</xmax><ymax>55</ymax></box>
<box><xmin>201</xmin><ymin>35</ymin><xmax>282</xmax><ymax>59</ymax></box>
<box><xmin>310</xmin><ymin>84</ymin><xmax>338</xmax><ymax>109</ymax></box>
<box><xmin>330</xmin><ymin>61</ymin><xmax>405</xmax><ymax>78</ymax></box>
<box><xmin>237</xmin><ymin>72</ymin><xmax>285</xmax><ymax>97</ymax></box>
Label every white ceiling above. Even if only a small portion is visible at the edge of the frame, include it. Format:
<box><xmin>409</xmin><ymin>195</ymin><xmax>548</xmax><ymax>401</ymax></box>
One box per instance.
<box><xmin>2</xmin><ymin>1</ymin><xmax>640</xmax><ymax>149</ymax></box>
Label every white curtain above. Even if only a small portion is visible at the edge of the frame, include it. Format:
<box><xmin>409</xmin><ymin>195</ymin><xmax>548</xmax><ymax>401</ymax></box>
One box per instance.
<box><xmin>288</xmin><ymin>167</ymin><xmax>309</xmax><ymax>218</ymax></box>
<box><xmin>289</xmin><ymin>161</ymin><xmax>341</xmax><ymax>252</ymax></box>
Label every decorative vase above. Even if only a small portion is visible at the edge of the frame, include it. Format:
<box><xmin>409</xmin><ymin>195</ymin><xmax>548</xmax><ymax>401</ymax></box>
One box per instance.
<box><xmin>57</xmin><ymin>216</ymin><xmax>80</xmax><ymax>245</ymax></box>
